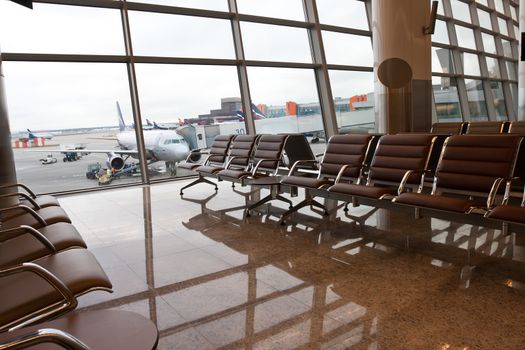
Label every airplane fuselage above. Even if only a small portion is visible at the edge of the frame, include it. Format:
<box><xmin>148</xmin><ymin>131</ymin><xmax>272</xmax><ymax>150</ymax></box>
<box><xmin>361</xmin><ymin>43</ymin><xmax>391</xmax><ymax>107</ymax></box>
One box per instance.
<box><xmin>116</xmin><ymin>130</ymin><xmax>190</xmax><ymax>163</ymax></box>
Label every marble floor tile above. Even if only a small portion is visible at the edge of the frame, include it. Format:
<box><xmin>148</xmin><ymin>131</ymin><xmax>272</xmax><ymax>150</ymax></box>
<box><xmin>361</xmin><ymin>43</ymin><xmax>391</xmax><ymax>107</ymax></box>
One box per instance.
<box><xmin>51</xmin><ymin>179</ymin><xmax>525</xmax><ymax>349</ymax></box>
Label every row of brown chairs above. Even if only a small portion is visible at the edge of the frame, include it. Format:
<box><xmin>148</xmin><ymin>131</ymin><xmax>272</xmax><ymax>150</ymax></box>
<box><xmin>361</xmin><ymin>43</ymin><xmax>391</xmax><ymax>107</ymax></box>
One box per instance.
<box><xmin>431</xmin><ymin>120</ymin><xmax>525</xmax><ymax>135</ymax></box>
<box><xmin>184</xmin><ymin>133</ymin><xmax>525</xmax><ymax>232</ymax></box>
<box><xmin>0</xmin><ymin>185</ymin><xmax>158</xmax><ymax>348</ymax></box>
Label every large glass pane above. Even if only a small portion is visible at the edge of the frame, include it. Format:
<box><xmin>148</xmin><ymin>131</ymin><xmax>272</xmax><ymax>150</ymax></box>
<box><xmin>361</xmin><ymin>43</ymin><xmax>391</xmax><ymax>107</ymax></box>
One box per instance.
<box><xmin>329</xmin><ymin>70</ymin><xmax>375</xmax><ymax>132</ymax></box>
<box><xmin>4</xmin><ymin>62</ymin><xmax>136</xmax><ymax>193</ymax></box>
<box><xmin>510</xmin><ymin>5</ymin><xmax>518</xmax><ymax>21</ymax></box>
<box><xmin>237</xmin><ymin>0</ymin><xmax>305</xmax><ymax>21</ymax></box>
<box><xmin>506</xmin><ymin>60</ymin><xmax>517</xmax><ymax>80</ymax></box>
<box><xmin>135</xmin><ymin>64</ymin><xmax>241</xmax><ymax>180</ymax></box>
<box><xmin>129</xmin><ymin>12</ymin><xmax>235</xmax><ymax>59</ymax></box>
<box><xmin>461</xmin><ymin>52</ymin><xmax>481</xmax><ymax>76</ymax></box>
<box><xmin>450</xmin><ymin>0</ymin><xmax>471</xmax><ymax>22</ymax></box>
<box><xmin>0</xmin><ymin>2</ymin><xmax>124</xmax><ymax>54</ymax></box>
<box><xmin>476</xmin><ymin>0</ymin><xmax>489</xmax><ymax>6</ymax></box>
<box><xmin>432</xmin><ymin>76</ymin><xmax>462</xmax><ymax>122</ymax></box>
<box><xmin>501</xmin><ymin>39</ymin><xmax>514</xmax><ymax>58</ymax></box>
<box><xmin>497</xmin><ymin>17</ymin><xmax>509</xmax><ymax>36</ymax></box>
<box><xmin>432</xmin><ymin>47</ymin><xmax>455</xmax><ymax>74</ymax></box>
<box><xmin>130</xmin><ymin>0</ymin><xmax>228</xmax><ymax>11</ymax></box>
<box><xmin>322</xmin><ymin>31</ymin><xmax>373</xmax><ymax>66</ymax></box>
<box><xmin>485</xmin><ymin>57</ymin><xmax>500</xmax><ymax>78</ymax></box>
<box><xmin>436</xmin><ymin>0</ymin><xmax>445</xmax><ymax>16</ymax></box>
<box><xmin>481</xmin><ymin>33</ymin><xmax>497</xmax><ymax>55</ymax></box>
<box><xmin>317</xmin><ymin>0</ymin><xmax>369</xmax><ymax>30</ymax></box>
<box><xmin>477</xmin><ymin>9</ymin><xmax>492</xmax><ymax>30</ymax></box>
<box><xmin>241</xmin><ymin>23</ymin><xmax>312</xmax><ymax>63</ymax></box>
<box><xmin>455</xmin><ymin>25</ymin><xmax>476</xmax><ymax>50</ymax></box>
<box><xmin>494</xmin><ymin>0</ymin><xmax>505</xmax><ymax>14</ymax></box>
<box><xmin>432</xmin><ymin>20</ymin><xmax>450</xmax><ymax>44</ymax></box>
<box><xmin>465</xmin><ymin>79</ymin><xmax>489</xmax><ymax>121</ymax></box>
<box><xmin>247</xmin><ymin>67</ymin><xmax>326</xmax><ymax>150</ymax></box>
<box><xmin>490</xmin><ymin>81</ymin><xmax>508</xmax><ymax>119</ymax></box>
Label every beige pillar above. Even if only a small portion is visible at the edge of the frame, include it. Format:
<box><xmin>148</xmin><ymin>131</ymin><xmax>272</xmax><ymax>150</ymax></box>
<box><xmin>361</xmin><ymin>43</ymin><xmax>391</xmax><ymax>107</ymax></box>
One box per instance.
<box><xmin>0</xmin><ymin>48</ymin><xmax>19</xmax><ymax>207</ymax></box>
<box><xmin>372</xmin><ymin>0</ymin><xmax>433</xmax><ymax>133</ymax></box>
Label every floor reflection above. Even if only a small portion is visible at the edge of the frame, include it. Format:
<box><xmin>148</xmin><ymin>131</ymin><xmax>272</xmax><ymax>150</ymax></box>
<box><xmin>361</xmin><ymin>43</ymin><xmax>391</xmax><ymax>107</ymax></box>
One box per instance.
<box><xmin>56</xmin><ymin>180</ymin><xmax>525</xmax><ymax>349</ymax></box>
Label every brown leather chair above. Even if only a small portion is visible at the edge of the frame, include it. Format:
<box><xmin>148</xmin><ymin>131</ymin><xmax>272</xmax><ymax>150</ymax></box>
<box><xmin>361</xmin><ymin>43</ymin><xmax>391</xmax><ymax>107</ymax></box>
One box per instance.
<box><xmin>0</xmin><ymin>205</ymin><xmax>71</xmax><ymax>230</ymax></box>
<box><xmin>430</xmin><ymin>122</ymin><xmax>467</xmax><ymax>134</ymax></box>
<box><xmin>0</xmin><ymin>310</ymin><xmax>159</xmax><ymax>350</ymax></box>
<box><xmin>1</xmin><ymin>223</ymin><xmax>87</xmax><ymax>267</ymax></box>
<box><xmin>180</xmin><ymin>135</ymin><xmax>258</xmax><ymax>195</ymax></box>
<box><xmin>328</xmin><ymin>134</ymin><xmax>436</xmax><ymax>203</ymax></box>
<box><xmin>508</xmin><ymin>121</ymin><xmax>525</xmax><ymax>134</ymax></box>
<box><xmin>0</xmin><ymin>183</ymin><xmax>60</xmax><ymax>209</ymax></box>
<box><xmin>275</xmin><ymin>134</ymin><xmax>377</xmax><ymax>223</ymax></box>
<box><xmin>0</xmin><ymin>248</ymin><xmax>112</xmax><ymax>332</ymax></box>
<box><xmin>465</xmin><ymin>121</ymin><xmax>509</xmax><ymax>134</ymax></box>
<box><xmin>394</xmin><ymin>135</ymin><xmax>523</xmax><ymax>214</ymax></box>
<box><xmin>485</xmin><ymin>182</ymin><xmax>525</xmax><ymax>226</ymax></box>
<box><xmin>216</xmin><ymin>134</ymin><xmax>289</xmax><ymax>185</ymax></box>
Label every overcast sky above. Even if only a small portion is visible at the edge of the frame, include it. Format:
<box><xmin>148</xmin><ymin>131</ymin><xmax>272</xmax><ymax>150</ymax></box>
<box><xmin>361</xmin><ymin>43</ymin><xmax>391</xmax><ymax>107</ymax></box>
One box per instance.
<box><xmin>0</xmin><ymin>0</ymin><xmax>373</xmax><ymax>132</ymax></box>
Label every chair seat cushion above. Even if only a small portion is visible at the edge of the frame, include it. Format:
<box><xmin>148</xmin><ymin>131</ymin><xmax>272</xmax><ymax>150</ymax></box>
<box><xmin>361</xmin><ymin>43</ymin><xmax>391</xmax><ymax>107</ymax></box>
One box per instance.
<box><xmin>0</xmin><ymin>249</ymin><xmax>112</xmax><ymax>329</ymax></box>
<box><xmin>395</xmin><ymin>192</ymin><xmax>485</xmax><ymax>213</ymax></box>
<box><xmin>217</xmin><ymin>169</ymin><xmax>251</xmax><ymax>179</ymax></box>
<box><xmin>196</xmin><ymin>165</ymin><xmax>224</xmax><ymax>175</ymax></box>
<box><xmin>329</xmin><ymin>183</ymin><xmax>396</xmax><ymax>199</ymax></box>
<box><xmin>178</xmin><ymin>162</ymin><xmax>201</xmax><ymax>171</ymax></box>
<box><xmin>2</xmin><ymin>206</ymin><xmax>71</xmax><ymax>230</ymax></box>
<box><xmin>486</xmin><ymin>205</ymin><xmax>525</xmax><ymax>224</ymax></box>
<box><xmin>0</xmin><ymin>223</ymin><xmax>87</xmax><ymax>267</ymax></box>
<box><xmin>281</xmin><ymin>176</ymin><xmax>332</xmax><ymax>189</ymax></box>
<box><xmin>21</xmin><ymin>195</ymin><xmax>60</xmax><ymax>209</ymax></box>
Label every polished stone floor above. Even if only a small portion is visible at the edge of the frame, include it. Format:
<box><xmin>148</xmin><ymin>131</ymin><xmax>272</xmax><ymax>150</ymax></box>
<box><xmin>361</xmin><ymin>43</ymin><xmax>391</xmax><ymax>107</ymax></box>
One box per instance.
<box><xmin>57</xmin><ymin>179</ymin><xmax>525</xmax><ymax>350</ymax></box>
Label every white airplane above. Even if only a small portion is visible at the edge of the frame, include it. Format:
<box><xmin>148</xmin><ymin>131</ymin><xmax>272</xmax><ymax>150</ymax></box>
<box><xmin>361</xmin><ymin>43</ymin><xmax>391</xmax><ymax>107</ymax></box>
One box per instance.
<box><xmin>29</xmin><ymin>102</ymin><xmax>191</xmax><ymax>175</ymax></box>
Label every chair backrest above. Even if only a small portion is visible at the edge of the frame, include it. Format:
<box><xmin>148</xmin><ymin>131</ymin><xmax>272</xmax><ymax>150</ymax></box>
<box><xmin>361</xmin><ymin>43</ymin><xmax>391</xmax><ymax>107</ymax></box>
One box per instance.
<box><xmin>435</xmin><ymin>135</ymin><xmax>522</xmax><ymax>193</ymax></box>
<box><xmin>430</xmin><ymin>122</ymin><xmax>466</xmax><ymax>135</ymax></box>
<box><xmin>207</xmin><ymin>135</ymin><xmax>234</xmax><ymax>164</ymax></box>
<box><xmin>252</xmin><ymin>134</ymin><xmax>288</xmax><ymax>172</ymax></box>
<box><xmin>465</xmin><ymin>121</ymin><xmax>508</xmax><ymax>134</ymax></box>
<box><xmin>320</xmin><ymin>134</ymin><xmax>375</xmax><ymax>179</ymax></box>
<box><xmin>228</xmin><ymin>135</ymin><xmax>259</xmax><ymax>167</ymax></box>
<box><xmin>282</xmin><ymin>134</ymin><xmax>317</xmax><ymax>170</ymax></box>
<box><xmin>508</xmin><ymin>121</ymin><xmax>525</xmax><ymax>134</ymax></box>
<box><xmin>368</xmin><ymin>134</ymin><xmax>436</xmax><ymax>185</ymax></box>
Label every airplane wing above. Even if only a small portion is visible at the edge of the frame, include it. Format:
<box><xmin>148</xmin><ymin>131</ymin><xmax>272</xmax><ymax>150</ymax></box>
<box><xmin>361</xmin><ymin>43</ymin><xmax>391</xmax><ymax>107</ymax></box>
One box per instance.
<box><xmin>25</xmin><ymin>149</ymin><xmax>138</xmax><ymax>155</ymax></box>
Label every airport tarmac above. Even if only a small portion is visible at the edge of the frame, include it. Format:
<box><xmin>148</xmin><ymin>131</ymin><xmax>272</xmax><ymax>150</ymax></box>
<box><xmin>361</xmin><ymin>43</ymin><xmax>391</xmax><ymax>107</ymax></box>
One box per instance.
<box><xmin>12</xmin><ymin>132</ymin><xmax>328</xmax><ymax>194</ymax></box>
<box><xmin>12</xmin><ymin>132</ymin><xmax>194</xmax><ymax>194</ymax></box>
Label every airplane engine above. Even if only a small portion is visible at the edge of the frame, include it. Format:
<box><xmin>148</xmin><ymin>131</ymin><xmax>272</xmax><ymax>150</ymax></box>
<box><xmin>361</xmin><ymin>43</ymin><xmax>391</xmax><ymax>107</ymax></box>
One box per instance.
<box><xmin>107</xmin><ymin>153</ymin><xmax>125</xmax><ymax>171</ymax></box>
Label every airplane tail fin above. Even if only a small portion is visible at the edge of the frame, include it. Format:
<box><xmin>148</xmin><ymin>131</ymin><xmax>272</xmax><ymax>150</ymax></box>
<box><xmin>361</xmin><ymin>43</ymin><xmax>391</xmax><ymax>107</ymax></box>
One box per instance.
<box><xmin>116</xmin><ymin>101</ymin><xmax>126</xmax><ymax>132</ymax></box>
<box><xmin>27</xmin><ymin>129</ymin><xmax>35</xmax><ymax>139</ymax></box>
<box><xmin>146</xmin><ymin>119</ymin><xmax>153</xmax><ymax>126</ymax></box>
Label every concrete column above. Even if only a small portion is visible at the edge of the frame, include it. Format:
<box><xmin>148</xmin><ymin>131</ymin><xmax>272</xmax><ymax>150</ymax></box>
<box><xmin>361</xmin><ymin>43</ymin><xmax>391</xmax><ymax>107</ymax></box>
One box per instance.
<box><xmin>519</xmin><ymin>0</ymin><xmax>525</xmax><ymax>120</ymax></box>
<box><xmin>372</xmin><ymin>0</ymin><xmax>433</xmax><ymax>133</ymax></box>
<box><xmin>0</xmin><ymin>47</ymin><xmax>19</xmax><ymax>207</ymax></box>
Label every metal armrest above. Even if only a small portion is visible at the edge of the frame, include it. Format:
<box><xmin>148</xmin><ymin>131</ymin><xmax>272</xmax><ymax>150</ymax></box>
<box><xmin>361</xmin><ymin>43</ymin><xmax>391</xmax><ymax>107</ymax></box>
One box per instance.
<box><xmin>0</xmin><ymin>225</ymin><xmax>56</xmax><ymax>253</ymax></box>
<box><xmin>335</xmin><ymin>165</ymin><xmax>359</xmax><ymax>184</ymax></box>
<box><xmin>225</xmin><ymin>156</ymin><xmax>251</xmax><ymax>169</ymax></box>
<box><xmin>0</xmin><ymin>263</ymin><xmax>77</xmax><ymax>332</ymax></box>
<box><xmin>397</xmin><ymin>170</ymin><xmax>424</xmax><ymax>195</ymax></box>
<box><xmin>0</xmin><ymin>328</ymin><xmax>89</xmax><ymax>350</ymax></box>
<box><xmin>487</xmin><ymin>177</ymin><xmax>505</xmax><ymax>209</ymax></box>
<box><xmin>287</xmin><ymin>160</ymin><xmax>319</xmax><ymax>176</ymax></box>
<box><xmin>0</xmin><ymin>183</ymin><xmax>36</xmax><ymax>198</ymax></box>
<box><xmin>0</xmin><ymin>205</ymin><xmax>48</xmax><ymax>227</ymax></box>
<box><xmin>0</xmin><ymin>192</ymin><xmax>40</xmax><ymax>210</ymax></box>
<box><xmin>252</xmin><ymin>158</ymin><xmax>281</xmax><ymax>175</ymax></box>
<box><xmin>183</xmin><ymin>148</ymin><xmax>209</xmax><ymax>163</ymax></box>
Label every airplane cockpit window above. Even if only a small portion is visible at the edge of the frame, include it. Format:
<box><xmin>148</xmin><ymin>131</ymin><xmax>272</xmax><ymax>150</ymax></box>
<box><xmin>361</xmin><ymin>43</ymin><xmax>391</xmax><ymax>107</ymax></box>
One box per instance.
<box><xmin>171</xmin><ymin>139</ymin><xmax>180</xmax><ymax>144</ymax></box>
